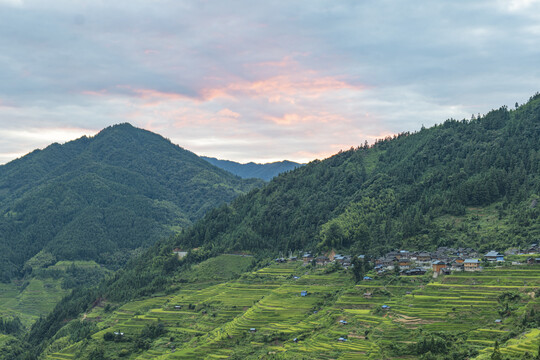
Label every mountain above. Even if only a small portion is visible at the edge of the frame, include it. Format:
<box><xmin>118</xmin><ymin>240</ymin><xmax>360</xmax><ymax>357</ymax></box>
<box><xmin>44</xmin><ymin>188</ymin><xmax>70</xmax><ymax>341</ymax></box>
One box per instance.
<box><xmin>201</xmin><ymin>157</ymin><xmax>303</xmax><ymax>181</ymax></box>
<box><xmin>0</xmin><ymin>123</ymin><xmax>263</xmax><ymax>282</ymax></box>
<box><xmin>20</xmin><ymin>94</ymin><xmax>540</xmax><ymax>359</ymax></box>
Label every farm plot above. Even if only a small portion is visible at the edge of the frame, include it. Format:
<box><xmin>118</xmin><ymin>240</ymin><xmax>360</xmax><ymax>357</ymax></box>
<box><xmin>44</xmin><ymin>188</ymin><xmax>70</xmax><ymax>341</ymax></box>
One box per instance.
<box><xmin>45</xmin><ymin>264</ymin><xmax>540</xmax><ymax>360</ymax></box>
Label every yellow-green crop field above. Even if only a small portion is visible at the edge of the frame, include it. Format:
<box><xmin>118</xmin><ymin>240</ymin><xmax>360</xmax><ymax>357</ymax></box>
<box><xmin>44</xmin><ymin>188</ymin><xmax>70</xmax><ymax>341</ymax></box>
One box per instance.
<box><xmin>44</xmin><ymin>257</ymin><xmax>540</xmax><ymax>359</ymax></box>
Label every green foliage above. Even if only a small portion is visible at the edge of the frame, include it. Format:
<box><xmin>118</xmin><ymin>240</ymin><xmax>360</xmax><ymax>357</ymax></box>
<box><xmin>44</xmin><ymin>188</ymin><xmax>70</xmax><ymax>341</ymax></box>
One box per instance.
<box><xmin>0</xmin><ymin>123</ymin><xmax>263</xmax><ymax>282</ymax></box>
<box><xmin>0</xmin><ymin>317</ymin><xmax>23</xmax><ymax>335</ymax></box>
<box><xmin>140</xmin><ymin>322</ymin><xmax>165</xmax><ymax>339</ymax></box>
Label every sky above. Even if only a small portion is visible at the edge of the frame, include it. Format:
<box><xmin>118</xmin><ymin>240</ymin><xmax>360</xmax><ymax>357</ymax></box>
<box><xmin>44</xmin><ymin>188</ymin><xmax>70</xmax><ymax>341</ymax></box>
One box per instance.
<box><xmin>1</xmin><ymin>0</ymin><xmax>540</xmax><ymax>164</ymax></box>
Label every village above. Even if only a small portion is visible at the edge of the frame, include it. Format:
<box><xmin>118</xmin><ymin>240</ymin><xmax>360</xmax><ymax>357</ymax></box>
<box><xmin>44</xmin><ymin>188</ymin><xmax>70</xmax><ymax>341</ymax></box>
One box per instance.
<box><xmin>274</xmin><ymin>242</ymin><xmax>540</xmax><ymax>276</ymax></box>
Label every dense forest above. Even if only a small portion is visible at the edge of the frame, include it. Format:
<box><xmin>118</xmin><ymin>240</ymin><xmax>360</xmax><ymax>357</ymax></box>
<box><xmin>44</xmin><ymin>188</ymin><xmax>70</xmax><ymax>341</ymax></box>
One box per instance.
<box><xmin>202</xmin><ymin>157</ymin><xmax>303</xmax><ymax>181</ymax></box>
<box><xmin>0</xmin><ymin>123</ymin><xmax>263</xmax><ymax>282</ymax></box>
<box><xmin>5</xmin><ymin>94</ymin><xmax>540</xmax><ymax>359</ymax></box>
<box><xmin>180</xmin><ymin>96</ymin><xmax>539</xmax><ymax>256</ymax></box>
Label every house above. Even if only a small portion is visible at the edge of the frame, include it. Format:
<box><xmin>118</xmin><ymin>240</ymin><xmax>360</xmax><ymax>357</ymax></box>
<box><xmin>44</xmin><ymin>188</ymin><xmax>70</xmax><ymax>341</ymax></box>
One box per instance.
<box><xmin>381</xmin><ymin>305</ymin><xmax>390</xmax><ymax>310</ymax></box>
<box><xmin>484</xmin><ymin>251</ymin><xmax>501</xmax><ymax>261</ymax></box>
<box><xmin>416</xmin><ymin>252</ymin><xmax>432</xmax><ymax>263</ymax></box>
<box><xmin>249</xmin><ymin>328</ymin><xmax>257</xmax><ymax>333</ymax></box>
<box><xmin>275</xmin><ymin>258</ymin><xmax>286</xmax><ymax>263</ymax></box>
<box><xmin>376</xmin><ymin>257</ymin><xmax>396</xmax><ymax>269</ymax></box>
<box><xmin>496</xmin><ymin>255</ymin><xmax>505</xmax><ymax>262</ymax></box>
<box><xmin>300</xmin><ymin>290</ymin><xmax>308</xmax><ymax>297</ymax></box>
<box><xmin>293</xmin><ymin>338</ymin><xmax>298</xmax><ymax>343</ymax></box>
<box><xmin>316</xmin><ymin>256</ymin><xmax>329</xmax><ymax>266</ymax></box>
<box><xmin>450</xmin><ymin>260</ymin><xmax>464</xmax><ymax>272</ymax></box>
<box><xmin>173</xmin><ymin>248</ymin><xmax>188</xmax><ymax>259</ymax></box>
<box><xmin>399</xmin><ymin>259</ymin><xmax>411</xmax><ymax>270</ymax></box>
<box><xmin>363</xmin><ymin>292</ymin><xmax>372</xmax><ymax>298</ymax></box>
<box><xmin>464</xmin><ymin>259</ymin><xmax>481</xmax><ymax>271</ymax></box>
<box><xmin>303</xmin><ymin>253</ymin><xmax>314</xmax><ymax>264</ymax></box>
<box><xmin>334</xmin><ymin>254</ymin><xmax>345</xmax><ymax>262</ymax></box>
<box><xmin>363</xmin><ymin>276</ymin><xmax>373</xmax><ymax>281</ymax></box>
<box><xmin>334</xmin><ymin>254</ymin><xmax>352</xmax><ymax>267</ymax></box>
<box><xmin>397</xmin><ymin>250</ymin><xmax>411</xmax><ymax>259</ymax></box>
<box><xmin>432</xmin><ymin>260</ymin><xmax>447</xmax><ymax>273</ymax></box>
<box><xmin>404</xmin><ymin>268</ymin><xmax>426</xmax><ymax>276</ymax></box>
<box><xmin>495</xmin><ymin>319</ymin><xmax>502</xmax><ymax>324</ymax></box>
<box><xmin>527</xmin><ymin>257</ymin><xmax>540</xmax><ymax>264</ymax></box>
<box><xmin>339</xmin><ymin>320</ymin><xmax>348</xmax><ymax>325</ymax></box>
<box><xmin>174</xmin><ymin>305</ymin><xmax>182</xmax><ymax>310</ymax></box>
<box><xmin>338</xmin><ymin>337</ymin><xmax>347</xmax><ymax>342</ymax></box>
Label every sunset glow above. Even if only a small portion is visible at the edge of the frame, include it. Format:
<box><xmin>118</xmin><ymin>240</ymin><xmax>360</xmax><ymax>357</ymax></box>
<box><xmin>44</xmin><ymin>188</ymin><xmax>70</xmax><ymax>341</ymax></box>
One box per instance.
<box><xmin>1</xmin><ymin>1</ymin><xmax>539</xmax><ymax>164</ymax></box>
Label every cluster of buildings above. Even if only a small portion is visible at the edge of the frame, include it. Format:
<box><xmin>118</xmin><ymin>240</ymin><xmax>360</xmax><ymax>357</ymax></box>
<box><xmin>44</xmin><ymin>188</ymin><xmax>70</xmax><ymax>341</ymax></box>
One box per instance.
<box><xmin>374</xmin><ymin>247</ymin><xmax>502</xmax><ymax>274</ymax></box>
<box><xmin>275</xmin><ymin>242</ymin><xmax>539</xmax><ymax>276</ymax></box>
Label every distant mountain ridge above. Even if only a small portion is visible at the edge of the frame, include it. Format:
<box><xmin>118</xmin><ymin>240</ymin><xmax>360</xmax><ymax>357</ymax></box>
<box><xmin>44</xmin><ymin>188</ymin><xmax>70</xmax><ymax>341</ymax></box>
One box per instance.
<box><xmin>201</xmin><ymin>156</ymin><xmax>303</xmax><ymax>181</ymax></box>
<box><xmin>0</xmin><ymin>123</ymin><xmax>263</xmax><ymax>281</ymax></box>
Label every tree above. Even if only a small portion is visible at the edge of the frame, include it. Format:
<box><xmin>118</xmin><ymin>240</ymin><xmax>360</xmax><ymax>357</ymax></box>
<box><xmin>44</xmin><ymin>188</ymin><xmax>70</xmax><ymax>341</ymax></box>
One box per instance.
<box><xmin>393</xmin><ymin>261</ymin><xmax>401</xmax><ymax>276</ymax></box>
<box><xmin>491</xmin><ymin>340</ymin><xmax>502</xmax><ymax>360</ymax></box>
<box><xmin>351</xmin><ymin>257</ymin><xmax>365</xmax><ymax>283</ymax></box>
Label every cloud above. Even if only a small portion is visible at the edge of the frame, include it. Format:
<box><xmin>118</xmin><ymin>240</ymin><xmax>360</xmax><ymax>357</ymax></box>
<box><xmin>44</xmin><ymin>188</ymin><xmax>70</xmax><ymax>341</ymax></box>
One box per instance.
<box><xmin>1</xmin><ymin>1</ymin><xmax>539</xmax><ymax>164</ymax></box>
<box><xmin>0</xmin><ymin>0</ymin><xmax>23</xmax><ymax>7</ymax></box>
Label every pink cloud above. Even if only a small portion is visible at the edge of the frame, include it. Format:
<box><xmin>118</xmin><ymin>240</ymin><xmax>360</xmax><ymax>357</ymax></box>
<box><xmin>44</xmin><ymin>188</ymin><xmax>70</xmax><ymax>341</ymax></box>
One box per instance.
<box><xmin>265</xmin><ymin>111</ymin><xmax>350</xmax><ymax>126</ymax></box>
<box><xmin>201</xmin><ymin>74</ymin><xmax>362</xmax><ymax>103</ymax></box>
<box><xmin>217</xmin><ymin>108</ymin><xmax>240</xmax><ymax>118</ymax></box>
<box><xmin>81</xmin><ymin>89</ymin><xmax>109</xmax><ymax>97</ymax></box>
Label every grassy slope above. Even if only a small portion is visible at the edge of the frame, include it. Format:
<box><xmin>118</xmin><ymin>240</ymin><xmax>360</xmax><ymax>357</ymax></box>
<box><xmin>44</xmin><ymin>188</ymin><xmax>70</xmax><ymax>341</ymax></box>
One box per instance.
<box><xmin>42</xmin><ymin>258</ymin><xmax>540</xmax><ymax>360</ymax></box>
<box><xmin>0</xmin><ymin>261</ymin><xmax>111</xmax><ymax>329</ymax></box>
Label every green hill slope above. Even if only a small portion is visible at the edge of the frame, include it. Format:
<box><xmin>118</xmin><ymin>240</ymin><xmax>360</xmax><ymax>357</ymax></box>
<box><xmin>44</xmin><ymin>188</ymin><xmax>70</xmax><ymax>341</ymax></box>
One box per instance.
<box><xmin>0</xmin><ymin>123</ymin><xmax>263</xmax><ymax>282</ymax></box>
<box><xmin>178</xmin><ymin>96</ymin><xmax>539</xmax><ymax>256</ymax></box>
<box><xmin>33</xmin><ymin>260</ymin><xmax>540</xmax><ymax>360</ymax></box>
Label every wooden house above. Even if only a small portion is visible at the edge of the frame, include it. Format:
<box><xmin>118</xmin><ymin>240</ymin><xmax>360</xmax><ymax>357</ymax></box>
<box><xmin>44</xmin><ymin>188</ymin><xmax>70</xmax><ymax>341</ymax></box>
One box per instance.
<box><xmin>464</xmin><ymin>259</ymin><xmax>480</xmax><ymax>271</ymax></box>
<box><xmin>432</xmin><ymin>260</ymin><xmax>447</xmax><ymax>273</ymax></box>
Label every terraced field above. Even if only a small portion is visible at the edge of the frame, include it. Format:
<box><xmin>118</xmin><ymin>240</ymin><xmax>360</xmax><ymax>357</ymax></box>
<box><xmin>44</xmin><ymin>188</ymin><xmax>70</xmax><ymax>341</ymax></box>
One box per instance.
<box><xmin>0</xmin><ymin>278</ymin><xmax>66</xmax><ymax>327</ymax></box>
<box><xmin>44</xmin><ymin>259</ymin><xmax>540</xmax><ymax>359</ymax></box>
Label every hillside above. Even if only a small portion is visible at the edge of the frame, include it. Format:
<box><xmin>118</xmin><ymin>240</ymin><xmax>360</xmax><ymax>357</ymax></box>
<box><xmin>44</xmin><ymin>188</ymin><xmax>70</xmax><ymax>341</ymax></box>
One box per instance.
<box><xmin>37</xmin><ymin>259</ymin><xmax>540</xmax><ymax>360</ymax></box>
<box><xmin>13</xmin><ymin>94</ymin><xmax>540</xmax><ymax>359</ymax></box>
<box><xmin>176</xmin><ymin>98</ymin><xmax>539</xmax><ymax>258</ymax></box>
<box><xmin>201</xmin><ymin>157</ymin><xmax>303</xmax><ymax>181</ymax></box>
<box><xmin>0</xmin><ymin>123</ymin><xmax>263</xmax><ymax>282</ymax></box>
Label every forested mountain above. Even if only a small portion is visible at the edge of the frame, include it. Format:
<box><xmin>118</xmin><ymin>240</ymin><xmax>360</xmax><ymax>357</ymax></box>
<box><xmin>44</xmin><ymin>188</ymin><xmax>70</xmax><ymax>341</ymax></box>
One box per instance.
<box><xmin>201</xmin><ymin>157</ymin><xmax>302</xmax><ymax>181</ymax></box>
<box><xmin>0</xmin><ymin>123</ymin><xmax>263</xmax><ymax>282</ymax></box>
<box><xmin>178</xmin><ymin>97</ymin><xmax>539</xmax><ymax>257</ymax></box>
<box><xmin>14</xmin><ymin>94</ymin><xmax>540</xmax><ymax>359</ymax></box>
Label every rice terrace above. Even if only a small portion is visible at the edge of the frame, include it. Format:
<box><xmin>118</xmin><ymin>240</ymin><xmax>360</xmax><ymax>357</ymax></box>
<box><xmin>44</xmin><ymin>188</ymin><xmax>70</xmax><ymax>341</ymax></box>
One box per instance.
<box><xmin>43</xmin><ymin>255</ymin><xmax>540</xmax><ymax>359</ymax></box>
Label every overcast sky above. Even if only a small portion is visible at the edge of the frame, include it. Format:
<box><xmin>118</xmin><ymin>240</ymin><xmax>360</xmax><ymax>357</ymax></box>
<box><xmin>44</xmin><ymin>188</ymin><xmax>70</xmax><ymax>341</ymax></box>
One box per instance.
<box><xmin>1</xmin><ymin>0</ymin><xmax>539</xmax><ymax>164</ymax></box>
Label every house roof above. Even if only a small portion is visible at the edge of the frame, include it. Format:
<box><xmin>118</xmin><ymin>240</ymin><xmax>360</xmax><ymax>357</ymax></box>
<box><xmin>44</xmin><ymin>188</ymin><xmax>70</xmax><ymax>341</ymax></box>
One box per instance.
<box><xmin>485</xmin><ymin>250</ymin><xmax>500</xmax><ymax>257</ymax></box>
<box><xmin>464</xmin><ymin>259</ymin><xmax>480</xmax><ymax>264</ymax></box>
